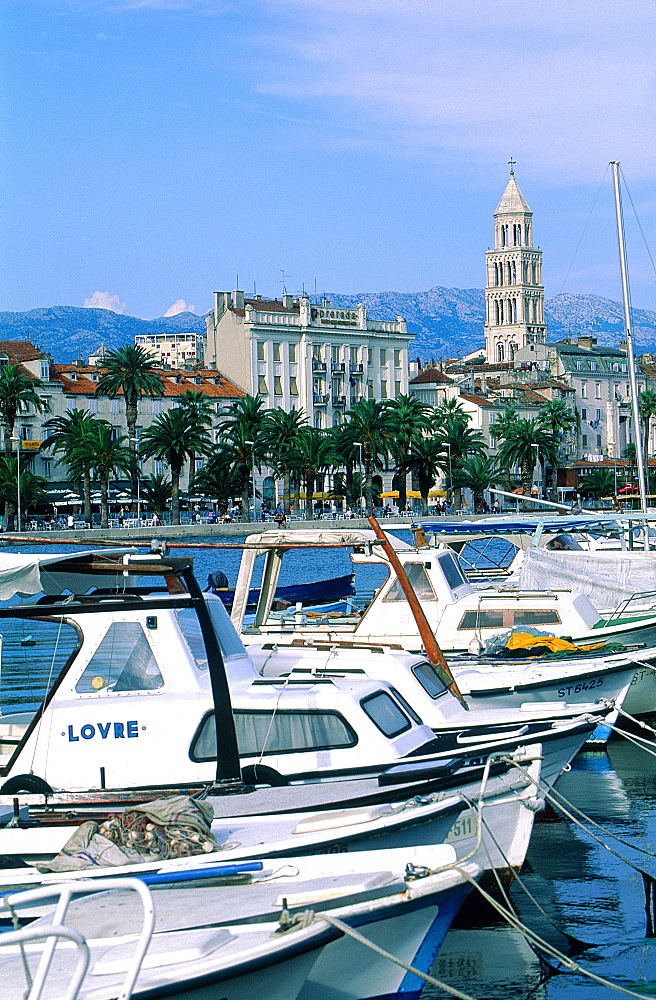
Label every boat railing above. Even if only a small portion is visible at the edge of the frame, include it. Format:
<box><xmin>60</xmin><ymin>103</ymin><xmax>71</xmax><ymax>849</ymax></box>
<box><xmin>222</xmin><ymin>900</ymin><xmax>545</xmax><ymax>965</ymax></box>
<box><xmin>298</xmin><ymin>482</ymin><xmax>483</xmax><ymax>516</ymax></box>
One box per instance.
<box><xmin>0</xmin><ymin>877</ymin><xmax>155</xmax><ymax>1000</ymax></box>
<box><xmin>598</xmin><ymin>589</ymin><xmax>656</xmax><ymax>625</ymax></box>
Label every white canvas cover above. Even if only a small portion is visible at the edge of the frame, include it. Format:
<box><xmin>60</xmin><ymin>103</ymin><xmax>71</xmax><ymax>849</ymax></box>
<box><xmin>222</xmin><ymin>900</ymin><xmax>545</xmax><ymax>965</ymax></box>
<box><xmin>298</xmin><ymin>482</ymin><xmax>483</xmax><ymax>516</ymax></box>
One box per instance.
<box><xmin>0</xmin><ymin>549</ymin><xmax>135</xmax><ymax>600</ymax></box>
<box><xmin>506</xmin><ymin>547</ymin><xmax>656</xmax><ymax>610</ymax></box>
<box><xmin>248</xmin><ymin>529</ymin><xmax>411</xmax><ymax>550</ymax></box>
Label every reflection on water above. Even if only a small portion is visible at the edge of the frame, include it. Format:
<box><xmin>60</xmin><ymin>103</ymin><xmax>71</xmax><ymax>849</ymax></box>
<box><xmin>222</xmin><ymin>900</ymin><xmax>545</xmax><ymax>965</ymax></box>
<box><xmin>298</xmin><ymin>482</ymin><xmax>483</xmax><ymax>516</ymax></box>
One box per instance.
<box><xmin>424</xmin><ymin>744</ymin><xmax>656</xmax><ymax>998</ymax></box>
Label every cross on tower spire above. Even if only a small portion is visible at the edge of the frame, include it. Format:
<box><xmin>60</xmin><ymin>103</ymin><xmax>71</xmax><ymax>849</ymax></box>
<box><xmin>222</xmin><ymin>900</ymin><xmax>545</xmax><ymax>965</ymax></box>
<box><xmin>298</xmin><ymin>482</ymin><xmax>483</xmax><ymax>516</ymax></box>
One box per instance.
<box><xmin>508</xmin><ymin>157</ymin><xmax>516</xmax><ymax>176</ymax></box>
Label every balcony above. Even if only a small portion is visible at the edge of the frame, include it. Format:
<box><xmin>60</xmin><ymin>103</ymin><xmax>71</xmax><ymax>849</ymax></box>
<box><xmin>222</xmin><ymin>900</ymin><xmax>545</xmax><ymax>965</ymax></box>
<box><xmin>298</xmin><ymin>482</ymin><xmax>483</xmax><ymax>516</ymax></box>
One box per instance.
<box><xmin>313</xmin><ymin>393</ymin><xmax>329</xmax><ymax>405</ymax></box>
<box><xmin>332</xmin><ymin>394</ymin><xmax>347</xmax><ymax>407</ymax></box>
<box><xmin>331</xmin><ymin>363</ymin><xmax>345</xmax><ymax>373</ymax></box>
<box><xmin>312</xmin><ymin>360</ymin><xmax>326</xmax><ymax>373</ymax></box>
<box><xmin>349</xmin><ymin>364</ymin><xmax>363</xmax><ymax>375</ymax></box>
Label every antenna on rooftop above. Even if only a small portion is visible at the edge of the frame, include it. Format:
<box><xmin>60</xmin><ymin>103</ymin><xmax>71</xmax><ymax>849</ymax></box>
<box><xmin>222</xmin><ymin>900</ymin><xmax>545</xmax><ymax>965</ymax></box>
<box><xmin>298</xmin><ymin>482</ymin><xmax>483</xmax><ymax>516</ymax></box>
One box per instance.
<box><xmin>279</xmin><ymin>270</ymin><xmax>291</xmax><ymax>296</ymax></box>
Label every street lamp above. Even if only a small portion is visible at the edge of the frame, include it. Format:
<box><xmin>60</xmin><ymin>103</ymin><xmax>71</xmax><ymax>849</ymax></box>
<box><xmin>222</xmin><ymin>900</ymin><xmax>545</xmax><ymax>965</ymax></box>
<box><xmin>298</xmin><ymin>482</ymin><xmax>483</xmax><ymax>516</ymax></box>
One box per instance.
<box><xmin>10</xmin><ymin>437</ymin><xmax>20</xmax><ymax>532</ymax></box>
<box><xmin>531</xmin><ymin>443</ymin><xmax>540</xmax><ymax>502</ymax></box>
<box><xmin>245</xmin><ymin>441</ymin><xmax>256</xmax><ymax>520</ymax></box>
<box><xmin>353</xmin><ymin>441</ymin><xmax>363</xmax><ymax>511</ymax></box>
<box><xmin>444</xmin><ymin>443</ymin><xmax>453</xmax><ymax>506</ymax></box>
<box><xmin>130</xmin><ymin>438</ymin><xmax>141</xmax><ymax>524</ymax></box>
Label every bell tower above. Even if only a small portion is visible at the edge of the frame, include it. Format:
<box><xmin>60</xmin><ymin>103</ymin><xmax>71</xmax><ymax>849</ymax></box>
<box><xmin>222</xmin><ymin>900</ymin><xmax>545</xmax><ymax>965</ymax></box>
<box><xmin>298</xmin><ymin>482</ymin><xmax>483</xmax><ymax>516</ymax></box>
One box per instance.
<box><xmin>484</xmin><ymin>161</ymin><xmax>546</xmax><ymax>363</ymax></box>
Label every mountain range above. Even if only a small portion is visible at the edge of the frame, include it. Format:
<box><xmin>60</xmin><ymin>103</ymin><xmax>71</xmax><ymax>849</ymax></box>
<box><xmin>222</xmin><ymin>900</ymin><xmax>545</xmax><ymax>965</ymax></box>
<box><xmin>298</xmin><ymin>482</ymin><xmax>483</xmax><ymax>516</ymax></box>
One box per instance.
<box><xmin>1</xmin><ymin>289</ymin><xmax>655</xmax><ymax>364</ymax></box>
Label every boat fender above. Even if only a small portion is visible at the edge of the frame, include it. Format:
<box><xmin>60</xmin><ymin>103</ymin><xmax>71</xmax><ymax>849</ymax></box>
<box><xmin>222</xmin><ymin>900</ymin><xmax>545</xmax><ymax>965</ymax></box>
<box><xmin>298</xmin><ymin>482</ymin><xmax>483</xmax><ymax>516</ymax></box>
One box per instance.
<box><xmin>241</xmin><ymin>764</ymin><xmax>289</xmax><ymax>787</ymax></box>
<box><xmin>0</xmin><ymin>774</ymin><xmax>54</xmax><ymax>796</ymax></box>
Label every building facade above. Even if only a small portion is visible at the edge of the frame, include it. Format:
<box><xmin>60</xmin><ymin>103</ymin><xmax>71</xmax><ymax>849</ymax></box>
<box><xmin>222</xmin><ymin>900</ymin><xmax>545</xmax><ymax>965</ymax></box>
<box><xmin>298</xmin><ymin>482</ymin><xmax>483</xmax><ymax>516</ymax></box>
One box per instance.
<box><xmin>484</xmin><ymin>168</ymin><xmax>547</xmax><ymax>364</ymax></box>
<box><xmin>0</xmin><ymin>342</ymin><xmax>243</xmax><ymax>490</ymax></box>
<box><xmin>204</xmin><ymin>291</ymin><xmax>413</xmax><ymax>427</ymax></box>
<box><xmin>134</xmin><ymin>331</ymin><xmax>204</xmax><ymax>368</ymax></box>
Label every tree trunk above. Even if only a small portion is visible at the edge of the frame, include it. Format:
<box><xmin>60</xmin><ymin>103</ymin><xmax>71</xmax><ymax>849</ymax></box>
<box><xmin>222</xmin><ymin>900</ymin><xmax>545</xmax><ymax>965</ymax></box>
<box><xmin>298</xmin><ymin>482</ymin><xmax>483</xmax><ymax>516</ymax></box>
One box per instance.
<box><xmin>305</xmin><ymin>471</ymin><xmax>315</xmax><ymax>519</ymax></box>
<box><xmin>126</xmin><ymin>397</ymin><xmax>138</xmax><ymax>495</ymax></box>
<box><xmin>344</xmin><ymin>461</ymin><xmax>354</xmax><ymax>508</ymax></box>
<box><xmin>83</xmin><ymin>472</ymin><xmax>92</xmax><ymax>526</ymax></box>
<box><xmin>4</xmin><ymin>416</ymin><xmax>14</xmax><ymax>458</ymax></box>
<box><xmin>100</xmin><ymin>473</ymin><xmax>109</xmax><ymax>529</ymax></box>
<box><xmin>521</xmin><ymin>458</ymin><xmax>534</xmax><ymax>496</ymax></box>
<box><xmin>172</xmin><ymin>465</ymin><xmax>181</xmax><ymax>525</ymax></box>
<box><xmin>474</xmin><ymin>488</ymin><xmax>484</xmax><ymax>513</ymax></box>
<box><xmin>397</xmin><ymin>470</ymin><xmax>408</xmax><ymax>513</ymax></box>
<box><xmin>364</xmin><ymin>454</ymin><xmax>373</xmax><ymax>515</ymax></box>
<box><xmin>240</xmin><ymin>464</ymin><xmax>250</xmax><ymax>523</ymax></box>
<box><xmin>282</xmin><ymin>469</ymin><xmax>291</xmax><ymax>514</ymax></box>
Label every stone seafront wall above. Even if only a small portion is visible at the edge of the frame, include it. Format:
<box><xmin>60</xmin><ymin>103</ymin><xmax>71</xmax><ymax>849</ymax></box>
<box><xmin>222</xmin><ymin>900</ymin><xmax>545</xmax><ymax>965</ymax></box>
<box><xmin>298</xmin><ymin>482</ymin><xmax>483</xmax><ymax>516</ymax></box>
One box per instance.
<box><xmin>0</xmin><ymin>514</ymin><xmax>430</xmax><ymax>545</ymax></box>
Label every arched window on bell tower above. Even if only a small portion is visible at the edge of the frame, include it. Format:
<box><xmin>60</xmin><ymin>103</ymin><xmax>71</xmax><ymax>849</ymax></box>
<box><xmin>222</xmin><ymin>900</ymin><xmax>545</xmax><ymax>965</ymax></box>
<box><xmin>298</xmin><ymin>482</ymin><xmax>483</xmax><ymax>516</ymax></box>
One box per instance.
<box><xmin>497</xmin><ymin>343</ymin><xmax>505</xmax><ymax>362</ymax></box>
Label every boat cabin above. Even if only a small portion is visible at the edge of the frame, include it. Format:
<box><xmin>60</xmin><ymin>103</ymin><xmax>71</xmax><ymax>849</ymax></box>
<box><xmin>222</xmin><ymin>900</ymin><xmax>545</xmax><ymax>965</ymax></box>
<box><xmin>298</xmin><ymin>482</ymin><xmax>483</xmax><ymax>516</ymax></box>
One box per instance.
<box><xmin>0</xmin><ymin>549</ymin><xmax>440</xmax><ymax>794</ymax></box>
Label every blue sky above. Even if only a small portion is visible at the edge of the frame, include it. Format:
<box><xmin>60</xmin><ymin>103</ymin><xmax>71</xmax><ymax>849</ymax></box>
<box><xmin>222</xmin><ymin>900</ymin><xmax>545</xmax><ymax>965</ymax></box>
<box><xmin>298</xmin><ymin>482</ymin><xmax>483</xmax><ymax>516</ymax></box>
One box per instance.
<box><xmin>1</xmin><ymin>0</ymin><xmax>655</xmax><ymax>318</ymax></box>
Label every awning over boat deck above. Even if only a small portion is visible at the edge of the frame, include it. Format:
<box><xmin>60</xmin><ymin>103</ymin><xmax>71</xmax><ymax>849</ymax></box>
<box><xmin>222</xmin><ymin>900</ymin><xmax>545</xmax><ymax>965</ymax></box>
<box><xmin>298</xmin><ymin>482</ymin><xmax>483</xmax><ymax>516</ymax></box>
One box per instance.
<box><xmin>413</xmin><ymin>515</ymin><xmax>635</xmax><ymax>536</ymax></box>
<box><xmin>245</xmin><ymin>529</ymin><xmax>413</xmax><ymax>550</ymax></box>
<box><xmin>0</xmin><ymin>549</ymin><xmax>136</xmax><ymax>599</ymax></box>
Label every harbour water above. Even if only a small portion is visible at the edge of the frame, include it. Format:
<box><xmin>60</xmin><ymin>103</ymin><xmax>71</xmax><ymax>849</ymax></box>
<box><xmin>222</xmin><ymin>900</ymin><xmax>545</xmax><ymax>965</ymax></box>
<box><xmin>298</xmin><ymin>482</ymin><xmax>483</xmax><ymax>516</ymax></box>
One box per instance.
<box><xmin>0</xmin><ymin>534</ymin><xmax>655</xmax><ymax>998</ymax></box>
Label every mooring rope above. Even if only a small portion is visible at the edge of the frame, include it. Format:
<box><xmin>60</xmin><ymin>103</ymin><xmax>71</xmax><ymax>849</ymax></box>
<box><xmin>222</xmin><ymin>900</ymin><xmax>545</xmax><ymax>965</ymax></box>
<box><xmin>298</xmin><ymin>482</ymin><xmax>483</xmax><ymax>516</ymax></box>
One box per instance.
<box><xmin>453</xmin><ymin>867</ymin><xmax>656</xmax><ymax>1000</ymax></box>
<box><xmin>315</xmin><ymin>912</ymin><xmax>478</xmax><ymax>1000</ymax></box>
<box><xmin>508</xmin><ymin>756</ymin><xmax>656</xmax><ymax>938</ymax></box>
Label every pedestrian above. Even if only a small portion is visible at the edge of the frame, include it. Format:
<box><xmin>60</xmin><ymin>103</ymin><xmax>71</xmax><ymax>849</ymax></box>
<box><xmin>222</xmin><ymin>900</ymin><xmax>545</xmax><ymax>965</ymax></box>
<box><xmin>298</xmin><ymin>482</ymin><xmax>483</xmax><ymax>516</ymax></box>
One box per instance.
<box><xmin>67</xmin><ymin>513</ymin><xmax>75</xmax><ymax>529</ymax></box>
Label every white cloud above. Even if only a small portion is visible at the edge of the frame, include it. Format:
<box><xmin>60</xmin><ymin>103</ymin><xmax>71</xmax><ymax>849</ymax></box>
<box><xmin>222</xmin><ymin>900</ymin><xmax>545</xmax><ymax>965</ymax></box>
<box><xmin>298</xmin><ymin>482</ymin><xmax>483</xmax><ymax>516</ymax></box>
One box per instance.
<box><xmin>83</xmin><ymin>291</ymin><xmax>127</xmax><ymax>313</ymax></box>
<box><xmin>252</xmin><ymin>0</ymin><xmax>656</xmax><ymax>182</ymax></box>
<box><xmin>164</xmin><ymin>298</ymin><xmax>195</xmax><ymax>316</ymax></box>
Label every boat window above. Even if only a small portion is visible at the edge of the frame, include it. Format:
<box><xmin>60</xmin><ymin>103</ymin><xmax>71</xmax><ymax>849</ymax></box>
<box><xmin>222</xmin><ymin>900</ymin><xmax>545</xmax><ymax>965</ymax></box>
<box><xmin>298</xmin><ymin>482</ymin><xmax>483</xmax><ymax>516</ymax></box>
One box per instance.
<box><xmin>388</xmin><ymin>686</ymin><xmax>423</xmax><ymax>725</ymax></box>
<box><xmin>176</xmin><ymin>599</ymin><xmax>247</xmax><ymax>669</ymax></box>
<box><xmin>75</xmin><ymin>622</ymin><xmax>163</xmax><ymax>693</ymax></box>
<box><xmin>458</xmin><ymin>609</ymin><xmax>561</xmax><ymax>630</ymax></box>
<box><xmin>174</xmin><ymin>608</ymin><xmax>208</xmax><ymax>671</ymax></box>
<box><xmin>514</xmin><ymin>610</ymin><xmax>561</xmax><ymax>626</ymax></box>
<box><xmin>0</xmin><ymin>618</ymin><xmax>80</xmax><ymax>715</ymax></box>
<box><xmin>189</xmin><ymin>709</ymin><xmax>356</xmax><ymax>760</ymax></box>
<box><xmin>382</xmin><ymin>563</ymin><xmax>437</xmax><ymax>602</ymax></box>
<box><xmin>458</xmin><ymin>611</ymin><xmax>505</xmax><ymax>630</ymax></box>
<box><xmin>412</xmin><ymin>662</ymin><xmax>448</xmax><ymax>700</ymax></box>
<box><xmin>360</xmin><ymin>691</ymin><xmax>412</xmax><ymax>737</ymax></box>
<box><xmin>205</xmin><ymin>598</ymin><xmax>248</xmax><ymax>659</ymax></box>
<box><xmin>458</xmin><ymin>608</ymin><xmax>560</xmax><ymax>632</ymax></box>
<box><xmin>438</xmin><ymin>553</ymin><xmax>468</xmax><ymax>591</ymax></box>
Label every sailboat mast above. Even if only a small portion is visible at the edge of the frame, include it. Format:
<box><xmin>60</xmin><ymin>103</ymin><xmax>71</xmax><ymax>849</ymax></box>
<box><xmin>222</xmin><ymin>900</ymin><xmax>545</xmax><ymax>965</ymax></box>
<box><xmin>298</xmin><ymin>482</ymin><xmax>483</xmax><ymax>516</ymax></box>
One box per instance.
<box><xmin>611</xmin><ymin>160</ymin><xmax>649</xmax><ymax>522</ymax></box>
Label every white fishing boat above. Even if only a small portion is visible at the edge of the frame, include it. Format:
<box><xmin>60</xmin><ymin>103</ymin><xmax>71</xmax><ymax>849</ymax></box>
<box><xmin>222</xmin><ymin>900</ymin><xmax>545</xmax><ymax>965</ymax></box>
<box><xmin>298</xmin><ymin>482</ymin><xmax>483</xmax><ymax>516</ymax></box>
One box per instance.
<box><xmin>0</xmin><ymin>846</ymin><xmax>482</xmax><ymax>1000</ymax></box>
<box><xmin>228</xmin><ymin>528</ymin><xmax>651</xmax><ymax>729</ymax></box>
<box><xmin>0</xmin><ymin>548</ymin><xmax>602</xmax><ymax>800</ymax></box>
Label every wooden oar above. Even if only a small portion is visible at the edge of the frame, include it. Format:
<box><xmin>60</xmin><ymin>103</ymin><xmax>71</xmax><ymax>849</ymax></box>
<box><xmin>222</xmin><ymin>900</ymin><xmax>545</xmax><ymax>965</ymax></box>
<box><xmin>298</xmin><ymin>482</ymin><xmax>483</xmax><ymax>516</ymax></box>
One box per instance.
<box><xmin>367</xmin><ymin>516</ymin><xmax>468</xmax><ymax>709</ymax></box>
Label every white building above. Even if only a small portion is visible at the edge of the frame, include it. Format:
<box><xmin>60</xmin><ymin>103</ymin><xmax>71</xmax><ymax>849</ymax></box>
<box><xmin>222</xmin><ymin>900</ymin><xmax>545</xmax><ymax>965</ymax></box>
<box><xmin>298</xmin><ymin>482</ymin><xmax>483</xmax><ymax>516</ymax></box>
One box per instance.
<box><xmin>204</xmin><ymin>291</ymin><xmax>413</xmax><ymax>426</ymax></box>
<box><xmin>484</xmin><ymin>167</ymin><xmax>547</xmax><ymax>364</ymax></box>
<box><xmin>134</xmin><ymin>331</ymin><xmax>204</xmax><ymax>368</ymax></box>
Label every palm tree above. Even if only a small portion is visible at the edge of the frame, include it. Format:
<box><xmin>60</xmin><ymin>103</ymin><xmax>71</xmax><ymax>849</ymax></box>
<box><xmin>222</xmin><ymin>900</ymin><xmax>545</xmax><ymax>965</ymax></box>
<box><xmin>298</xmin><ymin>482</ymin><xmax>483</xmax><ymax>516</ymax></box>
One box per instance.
<box><xmin>290</xmin><ymin>427</ymin><xmax>334</xmax><ymax>519</ymax></box>
<box><xmin>139</xmin><ymin>473</ymin><xmax>173</xmax><ymax>515</ymax></box>
<box><xmin>0</xmin><ymin>363</ymin><xmax>45</xmax><ymax>456</ymax></box>
<box><xmin>387</xmin><ymin>394</ymin><xmax>432</xmax><ymax>511</ymax></box>
<box><xmin>69</xmin><ymin>423</ymin><xmax>134</xmax><ymax>528</ymax></box>
<box><xmin>140</xmin><ymin>409</ymin><xmax>212</xmax><ymax>524</ymax></box>
<box><xmin>638</xmin><ymin>390</ymin><xmax>656</xmax><ymax>460</ymax></box>
<box><xmin>216</xmin><ymin>395</ymin><xmax>269</xmax><ymax>522</ymax></box>
<box><xmin>261</xmin><ymin>408</ymin><xmax>307</xmax><ymax>514</ymax></box>
<box><xmin>193</xmin><ymin>451</ymin><xmax>243</xmax><ymax>515</ymax></box>
<box><xmin>398</xmin><ymin>435</ymin><xmax>446</xmax><ymax>514</ymax></box>
<box><xmin>496</xmin><ymin>419</ymin><xmax>559</xmax><ymax>495</ymax></box>
<box><xmin>454</xmin><ymin>454</ymin><xmax>500</xmax><ymax>513</ymax></box>
<box><xmin>344</xmin><ymin>400</ymin><xmax>394</xmax><ymax>515</ymax></box>
<box><xmin>94</xmin><ymin>345</ymin><xmax>164</xmax><ymax>492</ymax></box>
<box><xmin>42</xmin><ymin>409</ymin><xmax>100</xmax><ymax>525</ymax></box>
<box><xmin>537</xmin><ymin>399</ymin><xmax>577</xmax><ymax>499</ymax></box>
<box><xmin>438</xmin><ymin>415</ymin><xmax>486</xmax><ymax>509</ymax></box>
<box><xmin>177</xmin><ymin>390</ymin><xmax>216</xmax><ymax>485</ymax></box>
<box><xmin>0</xmin><ymin>456</ymin><xmax>48</xmax><ymax>526</ymax></box>
<box><xmin>579</xmin><ymin>467</ymin><xmax>615</xmax><ymax>501</ymax></box>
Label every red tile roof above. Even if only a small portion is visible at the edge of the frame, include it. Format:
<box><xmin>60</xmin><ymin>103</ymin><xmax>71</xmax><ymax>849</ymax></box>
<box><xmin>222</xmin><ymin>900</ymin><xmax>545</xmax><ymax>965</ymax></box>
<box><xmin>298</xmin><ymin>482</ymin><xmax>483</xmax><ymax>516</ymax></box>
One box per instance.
<box><xmin>410</xmin><ymin>367</ymin><xmax>454</xmax><ymax>385</ymax></box>
<box><xmin>50</xmin><ymin>365</ymin><xmax>245</xmax><ymax>399</ymax></box>
<box><xmin>0</xmin><ymin>341</ymin><xmax>49</xmax><ymax>362</ymax></box>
